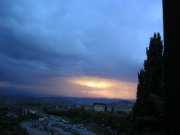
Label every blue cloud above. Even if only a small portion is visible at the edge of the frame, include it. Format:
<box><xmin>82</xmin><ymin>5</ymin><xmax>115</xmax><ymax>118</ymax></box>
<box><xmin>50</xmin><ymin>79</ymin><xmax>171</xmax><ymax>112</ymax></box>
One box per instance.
<box><xmin>0</xmin><ymin>0</ymin><xmax>163</xmax><ymax>95</ymax></box>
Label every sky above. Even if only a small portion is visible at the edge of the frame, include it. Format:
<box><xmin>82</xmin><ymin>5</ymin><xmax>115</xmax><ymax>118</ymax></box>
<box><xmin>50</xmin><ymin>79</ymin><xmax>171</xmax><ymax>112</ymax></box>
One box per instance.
<box><xmin>0</xmin><ymin>0</ymin><xmax>163</xmax><ymax>99</ymax></box>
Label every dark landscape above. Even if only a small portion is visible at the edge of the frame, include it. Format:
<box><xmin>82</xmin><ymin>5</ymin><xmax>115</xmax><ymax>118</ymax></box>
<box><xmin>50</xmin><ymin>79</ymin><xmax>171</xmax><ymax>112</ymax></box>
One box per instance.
<box><xmin>0</xmin><ymin>0</ymin><xmax>167</xmax><ymax>135</ymax></box>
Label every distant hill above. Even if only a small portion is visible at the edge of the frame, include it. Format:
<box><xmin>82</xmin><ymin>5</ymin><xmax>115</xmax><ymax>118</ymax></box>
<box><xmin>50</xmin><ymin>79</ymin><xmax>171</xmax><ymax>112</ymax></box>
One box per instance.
<box><xmin>109</xmin><ymin>100</ymin><xmax>135</xmax><ymax>105</ymax></box>
<box><xmin>57</xmin><ymin>97</ymin><xmax>135</xmax><ymax>105</ymax></box>
<box><xmin>0</xmin><ymin>87</ymin><xmax>46</xmax><ymax>97</ymax></box>
<box><xmin>0</xmin><ymin>94</ymin><xmax>135</xmax><ymax>106</ymax></box>
<box><xmin>0</xmin><ymin>88</ymin><xmax>135</xmax><ymax>105</ymax></box>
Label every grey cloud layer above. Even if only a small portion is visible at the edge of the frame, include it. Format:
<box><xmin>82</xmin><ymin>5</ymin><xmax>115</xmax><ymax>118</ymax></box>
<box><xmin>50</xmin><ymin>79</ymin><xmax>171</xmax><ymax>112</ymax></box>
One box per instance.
<box><xmin>0</xmin><ymin>0</ymin><xmax>163</xmax><ymax>85</ymax></box>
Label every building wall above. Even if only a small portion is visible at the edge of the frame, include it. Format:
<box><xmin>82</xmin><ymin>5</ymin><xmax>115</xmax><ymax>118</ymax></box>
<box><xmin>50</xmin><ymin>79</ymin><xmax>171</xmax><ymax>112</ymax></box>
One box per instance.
<box><xmin>93</xmin><ymin>105</ymin><xmax>105</xmax><ymax>112</ymax></box>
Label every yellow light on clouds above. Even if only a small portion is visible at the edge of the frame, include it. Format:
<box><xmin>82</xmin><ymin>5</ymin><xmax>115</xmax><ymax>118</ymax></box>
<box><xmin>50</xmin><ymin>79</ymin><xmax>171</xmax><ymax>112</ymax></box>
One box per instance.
<box><xmin>74</xmin><ymin>80</ymin><xmax>111</xmax><ymax>88</ymax></box>
<box><xmin>0</xmin><ymin>76</ymin><xmax>137</xmax><ymax>99</ymax></box>
<box><xmin>68</xmin><ymin>76</ymin><xmax>137</xmax><ymax>99</ymax></box>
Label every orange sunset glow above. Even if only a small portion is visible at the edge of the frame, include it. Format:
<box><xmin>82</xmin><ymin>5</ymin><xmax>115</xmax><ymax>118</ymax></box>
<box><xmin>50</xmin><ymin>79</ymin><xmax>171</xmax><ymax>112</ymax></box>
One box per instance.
<box><xmin>0</xmin><ymin>76</ymin><xmax>137</xmax><ymax>99</ymax></box>
<box><xmin>72</xmin><ymin>78</ymin><xmax>112</xmax><ymax>88</ymax></box>
<box><xmin>67</xmin><ymin>76</ymin><xmax>137</xmax><ymax>99</ymax></box>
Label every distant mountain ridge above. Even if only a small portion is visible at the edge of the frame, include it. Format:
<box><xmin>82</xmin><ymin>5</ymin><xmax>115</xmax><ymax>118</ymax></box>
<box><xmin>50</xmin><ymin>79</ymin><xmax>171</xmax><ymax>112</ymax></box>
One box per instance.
<box><xmin>0</xmin><ymin>88</ymin><xmax>135</xmax><ymax>105</ymax></box>
<box><xmin>0</xmin><ymin>94</ymin><xmax>135</xmax><ymax>106</ymax></box>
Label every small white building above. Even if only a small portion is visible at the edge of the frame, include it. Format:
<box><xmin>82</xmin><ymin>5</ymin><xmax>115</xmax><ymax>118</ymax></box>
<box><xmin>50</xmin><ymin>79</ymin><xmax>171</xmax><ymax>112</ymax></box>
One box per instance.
<box><xmin>93</xmin><ymin>103</ymin><xmax>107</xmax><ymax>112</ymax></box>
<box><xmin>112</xmin><ymin>103</ymin><xmax>133</xmax><ymax>113</ymax></box>
<box><xmin>23</xmin><ymin>108</ymin><xmax>41</xmax><ymax>115</ymax></box>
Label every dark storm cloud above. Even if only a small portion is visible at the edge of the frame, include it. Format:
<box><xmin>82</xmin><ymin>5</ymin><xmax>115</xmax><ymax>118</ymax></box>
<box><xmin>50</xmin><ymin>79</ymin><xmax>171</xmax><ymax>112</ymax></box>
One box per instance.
<box><xmin>0</xmin><ymin>0</ymin><xmax>163</xmax><ymax>86</ymax></box>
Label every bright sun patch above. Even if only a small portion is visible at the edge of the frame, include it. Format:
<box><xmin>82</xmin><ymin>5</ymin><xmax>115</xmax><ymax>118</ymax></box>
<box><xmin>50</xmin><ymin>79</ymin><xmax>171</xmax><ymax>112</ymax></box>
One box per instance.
<box><xmin>63</xmin><ymin>75</ymin><xmax>137</xmax><ymax>99</ymax></box>
<box><xmin>74</xmin><ymin>80</ymin><xmax>111</xmax><ymax>88</ymax></box>
<box><xmin>69</xmin><ymin>76</ymin><xmax>113</xmax><ymax>88</ymax></box>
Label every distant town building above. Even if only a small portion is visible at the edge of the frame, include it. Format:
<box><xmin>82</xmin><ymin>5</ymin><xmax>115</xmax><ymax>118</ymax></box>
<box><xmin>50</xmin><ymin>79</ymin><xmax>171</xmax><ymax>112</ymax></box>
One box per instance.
<box><xmin>112</xmin><ymin>103</ymin><xmax>133</xmax><ymax>113</ymax></box>
<box><xmin>6</xmin><ymin>112</ymin><xmax>18</xmax><ymax>118</ymax></box>
<box><xmin>107</xmin><ymin>105</ymin><xmax>113</xmax><ymax>112</ymax></box>
<box><xmin>84</xmin><ymin>105</ymin><xmax>93</xmax><ymax>110</ymax></box>
<box><xmin>23</xmin><ymin>107</ymin><xmax>46</xmax><ymax>117</ymax></box>
<box><xmin>92</xmin><ymin>102</ymin><xmax>133</xmax><ymax>113</ymax></box>
<box><xmin>23</xmin><ymin>108</ymin><xmax>38</xmax><ymax>115</ymax></box>
<box><xmin>93</xmin><ymin>103</ymin><xmax>107</xmax><ymax>112</ymax></box>
<box><xmin>75</xmin><ymin>104</ymin><xmax>82</xmax><ymax>109</ymax></box>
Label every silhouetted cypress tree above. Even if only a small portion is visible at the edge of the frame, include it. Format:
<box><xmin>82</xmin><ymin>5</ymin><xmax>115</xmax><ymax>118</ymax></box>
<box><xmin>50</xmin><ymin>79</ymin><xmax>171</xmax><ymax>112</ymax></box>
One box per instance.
<box><xmin>131</xmin><ymin>33</ymin><xmax>164</xmax><ymax>135</ymax></box>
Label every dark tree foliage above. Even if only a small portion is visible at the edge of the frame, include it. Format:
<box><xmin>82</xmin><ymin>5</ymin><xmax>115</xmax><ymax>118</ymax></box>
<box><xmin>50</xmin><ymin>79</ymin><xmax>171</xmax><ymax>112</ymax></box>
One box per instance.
<box><xmin>132</xmin><ymin>33</ymin><xmax>165</xmax><ymax>135</ymax></box>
